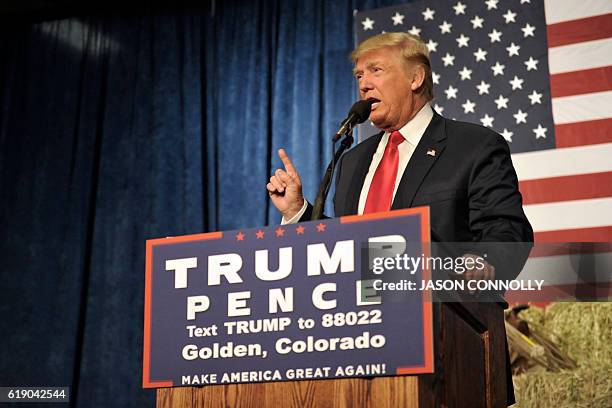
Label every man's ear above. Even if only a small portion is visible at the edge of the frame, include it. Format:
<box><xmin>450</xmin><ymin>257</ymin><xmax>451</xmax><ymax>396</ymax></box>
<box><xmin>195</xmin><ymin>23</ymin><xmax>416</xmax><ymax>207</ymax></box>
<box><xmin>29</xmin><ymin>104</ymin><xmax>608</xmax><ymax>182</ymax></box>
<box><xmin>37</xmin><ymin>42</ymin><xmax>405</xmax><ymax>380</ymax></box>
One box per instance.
<box><xmin>410</xmin><ymin>65</ymin><xmax>426</xmax><ymax>91</ymax></box>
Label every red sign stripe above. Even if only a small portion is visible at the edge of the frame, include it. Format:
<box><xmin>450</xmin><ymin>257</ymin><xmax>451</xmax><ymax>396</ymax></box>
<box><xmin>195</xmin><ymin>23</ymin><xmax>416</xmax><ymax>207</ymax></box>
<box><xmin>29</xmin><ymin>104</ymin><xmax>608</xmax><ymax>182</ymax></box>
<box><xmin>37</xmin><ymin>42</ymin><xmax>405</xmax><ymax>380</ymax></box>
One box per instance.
<box><xmin>547</xmin><ymin>13</ymin><xmax>612</xmax><ymax>47</ymax></box>
<box><xmin>519</xmin><ymin>171</ymin><xmax>612</xmax><ymax>205</ymax></box>
<box><xmin>554</xmin><ymin>118</ymin><xmax>612</xmax><ymax>148</ymax></box>
<box><xmin>550</xmin><ymin>66</ymin><xmax>612</xmax><ymax>98</ymax></box>
<box><xmin>534</xmin><ymin>226</ymin><xmax>612</xmax><ymax>242</ymax></box>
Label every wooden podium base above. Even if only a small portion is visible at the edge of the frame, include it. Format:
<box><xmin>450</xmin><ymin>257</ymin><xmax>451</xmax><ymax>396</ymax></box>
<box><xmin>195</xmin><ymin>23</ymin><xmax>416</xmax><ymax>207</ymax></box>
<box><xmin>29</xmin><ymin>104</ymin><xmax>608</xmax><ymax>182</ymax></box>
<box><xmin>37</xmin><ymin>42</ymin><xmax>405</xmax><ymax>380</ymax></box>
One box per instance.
<box><xmin>157</xmin><ymin>376</ymin><xmax>419</xmax><ymax>407</ymax></box>
<box><xmin>156</xmin><ymin>302</ymin><xmax>510</xmax><ymax>408</ymax></box>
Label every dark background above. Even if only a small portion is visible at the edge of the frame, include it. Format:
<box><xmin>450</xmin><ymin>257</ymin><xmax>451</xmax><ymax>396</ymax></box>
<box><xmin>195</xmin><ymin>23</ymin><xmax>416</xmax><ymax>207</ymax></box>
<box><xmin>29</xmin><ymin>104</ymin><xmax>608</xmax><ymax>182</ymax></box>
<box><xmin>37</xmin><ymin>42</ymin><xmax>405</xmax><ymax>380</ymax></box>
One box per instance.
<box><xmin>0</xmin><ymin>0</ymin><xmax>409</xmax><ymax>406</ymax></box>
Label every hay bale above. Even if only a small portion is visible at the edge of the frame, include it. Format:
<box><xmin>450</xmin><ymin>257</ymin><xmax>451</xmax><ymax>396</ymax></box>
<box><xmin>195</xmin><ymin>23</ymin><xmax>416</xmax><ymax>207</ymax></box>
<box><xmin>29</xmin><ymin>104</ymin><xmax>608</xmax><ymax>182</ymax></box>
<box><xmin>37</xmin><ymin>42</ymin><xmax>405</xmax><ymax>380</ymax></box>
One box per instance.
<box><xmin>518</xmin><ymin>305</ymin><xmax>546</xmax><ymax>328</ymax></box>
<box><xmin>511</xmin><ymin>303</ymin><xmax>612</xmax><ymax>407</ymax></box>
<box><xmin>542</xmin><ymin>303</ymin><xmax>612</xmax><ymax>364</ymax></box>
<box><xmin>513</xmin><ymin>364</ymin><xmax>612</xmax><ymax>408</ymax></box>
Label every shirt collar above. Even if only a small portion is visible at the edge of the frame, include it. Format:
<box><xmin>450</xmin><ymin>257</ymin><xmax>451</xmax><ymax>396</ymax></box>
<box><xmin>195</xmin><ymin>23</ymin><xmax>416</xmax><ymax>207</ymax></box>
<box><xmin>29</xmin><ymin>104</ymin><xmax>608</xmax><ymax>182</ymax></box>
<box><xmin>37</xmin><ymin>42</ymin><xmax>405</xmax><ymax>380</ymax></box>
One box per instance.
<box><xmin>386</xmin><ymin>103</ymin><xmax>434</xmax><ymax>146</ymax></box>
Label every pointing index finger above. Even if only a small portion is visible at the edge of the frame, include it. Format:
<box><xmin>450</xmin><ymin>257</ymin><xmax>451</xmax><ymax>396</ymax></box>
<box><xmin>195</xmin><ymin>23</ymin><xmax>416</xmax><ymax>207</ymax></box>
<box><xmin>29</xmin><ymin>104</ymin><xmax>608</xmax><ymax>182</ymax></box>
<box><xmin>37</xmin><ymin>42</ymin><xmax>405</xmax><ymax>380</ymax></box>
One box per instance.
<box><xmin>278</xmin><ymin>149</ymin><xmax>296</xmax><ymax>174</ymax></box>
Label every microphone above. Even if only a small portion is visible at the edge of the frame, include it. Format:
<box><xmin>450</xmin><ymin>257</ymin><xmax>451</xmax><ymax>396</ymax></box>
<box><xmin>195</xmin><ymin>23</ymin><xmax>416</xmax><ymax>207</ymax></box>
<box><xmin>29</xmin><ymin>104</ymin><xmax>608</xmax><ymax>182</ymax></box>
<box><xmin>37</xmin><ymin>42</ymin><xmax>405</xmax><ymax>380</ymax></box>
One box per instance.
<box><xmin>332</xmin><ymin>99</ymin><xmax>377</xmax><ymax>142</ymax></box>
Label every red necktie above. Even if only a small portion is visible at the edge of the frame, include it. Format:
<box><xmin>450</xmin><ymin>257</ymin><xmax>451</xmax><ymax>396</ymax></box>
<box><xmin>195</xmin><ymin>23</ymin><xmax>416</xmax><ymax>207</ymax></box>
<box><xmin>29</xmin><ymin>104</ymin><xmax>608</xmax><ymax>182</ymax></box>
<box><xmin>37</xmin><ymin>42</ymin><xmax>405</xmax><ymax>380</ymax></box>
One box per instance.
<box><xmin>364</xmin><ymin>131</ymin><xmax>405</xmax><ymax>214</ymax></box>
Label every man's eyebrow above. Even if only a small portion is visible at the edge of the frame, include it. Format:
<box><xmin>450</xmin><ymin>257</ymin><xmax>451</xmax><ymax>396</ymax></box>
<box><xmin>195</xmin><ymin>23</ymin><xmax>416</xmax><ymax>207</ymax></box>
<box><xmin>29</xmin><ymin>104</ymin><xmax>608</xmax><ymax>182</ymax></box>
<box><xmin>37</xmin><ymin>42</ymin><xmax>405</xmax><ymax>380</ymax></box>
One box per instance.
<box><xmin>353</xmin><ymin>60</ymin><xmax>381</xmax><ymax>76</ymax></box>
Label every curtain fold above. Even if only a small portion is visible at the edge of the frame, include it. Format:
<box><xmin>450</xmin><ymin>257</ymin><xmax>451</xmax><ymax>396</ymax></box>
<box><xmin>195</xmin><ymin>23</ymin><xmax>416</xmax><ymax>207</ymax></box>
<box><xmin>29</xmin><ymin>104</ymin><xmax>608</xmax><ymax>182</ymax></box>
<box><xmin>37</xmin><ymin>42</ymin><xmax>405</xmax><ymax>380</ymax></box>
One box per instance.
<box><xmin>0</xmin><ymin>1</ymin><xmax>406</xmax><ymax>406</ymax></box>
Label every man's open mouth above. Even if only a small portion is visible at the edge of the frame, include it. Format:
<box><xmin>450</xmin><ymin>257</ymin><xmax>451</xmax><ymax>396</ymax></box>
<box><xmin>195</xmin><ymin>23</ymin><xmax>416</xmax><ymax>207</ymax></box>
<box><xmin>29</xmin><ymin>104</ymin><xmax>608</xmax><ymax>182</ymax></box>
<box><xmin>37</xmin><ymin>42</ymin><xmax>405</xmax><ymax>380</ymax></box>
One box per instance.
<box><xmin>368</xmin><ymin>98</ymin><xmax>381</xmax><ymax>109</ymax></box>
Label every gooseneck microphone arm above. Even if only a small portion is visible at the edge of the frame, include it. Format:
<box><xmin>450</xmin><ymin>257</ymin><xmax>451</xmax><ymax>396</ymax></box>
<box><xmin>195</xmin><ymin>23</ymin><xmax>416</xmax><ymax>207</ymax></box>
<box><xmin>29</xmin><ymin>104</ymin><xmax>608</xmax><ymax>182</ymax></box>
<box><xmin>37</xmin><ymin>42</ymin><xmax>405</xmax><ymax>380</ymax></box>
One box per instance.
<box><xmin>311</xmin><ymin>99</ymin><xmax>375</xmax><ymax>221</ymax></box>
<box><xmin>311</xmin><ymin>132</ymin><xmax>353</xmax><ymax>220</ymax></box>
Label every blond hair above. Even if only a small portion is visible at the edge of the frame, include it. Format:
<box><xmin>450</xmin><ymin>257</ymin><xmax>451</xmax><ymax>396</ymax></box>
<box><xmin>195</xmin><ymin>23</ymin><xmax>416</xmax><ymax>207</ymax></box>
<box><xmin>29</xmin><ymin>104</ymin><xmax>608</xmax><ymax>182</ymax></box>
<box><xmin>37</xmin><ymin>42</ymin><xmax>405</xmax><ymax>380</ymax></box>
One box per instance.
<box><xmin>351</xmin><ymin>32</ymin><xmax>434</xmax><ymax>101</ymax></box>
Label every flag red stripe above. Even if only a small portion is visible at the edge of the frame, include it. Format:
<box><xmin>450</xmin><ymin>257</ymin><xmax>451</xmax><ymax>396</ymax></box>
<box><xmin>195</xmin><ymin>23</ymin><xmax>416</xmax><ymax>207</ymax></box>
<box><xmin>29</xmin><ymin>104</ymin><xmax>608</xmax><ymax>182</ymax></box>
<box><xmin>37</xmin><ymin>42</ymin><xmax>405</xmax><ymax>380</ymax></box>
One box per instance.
<box><xmin>519</xmin><ymin>172</ymin><xmax>612</xmax><ymax>204</ymax></box>
<box><xmin>546</xmin><ymin>13</ymin><xmax>612</xmax><ymax>47</ymax></box>
<box><xmin>534</xmin><ymin>226</ymin><xmax>612</xmax><ymax>242</ymax></box>
<box><xmin>554</xmin><ymin>118</ymin><xmax>612</xmax><ymax>148</ymax></box>
<box><xmin>550</xmin><ymin>66</ymin><xmax>612</xmax><ymax>98</ymax></box>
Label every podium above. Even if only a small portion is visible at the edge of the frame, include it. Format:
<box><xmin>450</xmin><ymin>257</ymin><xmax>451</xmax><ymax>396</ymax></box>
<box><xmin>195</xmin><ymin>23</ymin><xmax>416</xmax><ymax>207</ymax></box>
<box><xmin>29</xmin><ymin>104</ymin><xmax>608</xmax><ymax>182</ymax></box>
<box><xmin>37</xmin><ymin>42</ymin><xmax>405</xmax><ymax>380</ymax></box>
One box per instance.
<box><xmin>155</xmin><ymin>301</ymin><xmax>510</xmax><ymax>407</ymax></box>
<box><xmin>145</xmin><ymin>209</ymin><xmax>513</xmax><ymax>407</ymax></box>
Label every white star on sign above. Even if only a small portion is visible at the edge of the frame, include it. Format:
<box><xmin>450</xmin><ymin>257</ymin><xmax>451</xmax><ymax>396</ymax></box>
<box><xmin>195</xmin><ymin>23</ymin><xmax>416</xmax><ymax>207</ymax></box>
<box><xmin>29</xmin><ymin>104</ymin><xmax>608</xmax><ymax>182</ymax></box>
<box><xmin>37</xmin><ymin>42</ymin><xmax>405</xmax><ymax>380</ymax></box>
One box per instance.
<box><xmin>513</xmin><ymin>109</ymin><xmax>528</xmax><ymax>124</ymax></box>
<box><xmin>485</xmin><ymin>0</ymin><xmax>499</xmax><ymax>10</ymax></box>
<box><xmin>533</xmin><ymin>124</ymin><xmax>547</xmax><ymax>139</ymax></box>
<box><xmin>458</xmin><ymin>66</ymin><xmax>472</xmax><ymax>80</ymax></box>
<box><xmin>524</xmin><ymin>57</ymin><xmax>539</xmax><ymax>71</ymax></box>
<box><xmin>471</xmin><ymin>15</ymin><xmax>484</xmax><ymax>29</ymax></box>
<box><xmin>462</xmin><ymin>99</ymin><xmax>476</xmax><ymax>113</ymax></box>
<box><xmin>453</xmin><ymin>1</ymin><xmax>467</xmax><ymax>15</ymax></box>
<box><xmin>426</xmin><ymin>39</ymin><xmax>438</xmax><ymax>52</ymax></box>
<box><xmin>445</xmin><ymin>85</ymin><xmax>459</xmax><ymax>99</ymax></box>
<box><xmin>408</xmin><ymin>25</ymin><xmax>422</xmax><ymax>36</ymax></box>
<box><xmin>434</xmin><ymin>104</ymin><xmax>444</xmax><ymax>114</ymax></box>
<box><xmin>522</xmin><ymin>23</ymin><xmax>536</xmax><ymax>37</ymax></box>
<box><xmin>488</xmin><ymin>29</ymin><xmax>502</xmax><ymax>43</ymax></box>
<box><xmin>422</xmin><ymin>7</ymin><xmax>435</xmax><ymax>21</ymax></box>
<box><xmin>439</xmin><ymin>20</ymin><xmax>452</xmax><ymax>34</ymax></box>
<box><xmin>442</xmin><ymin>53</ymin><xmax>456</xmax><ymax>66</ymax></box>
<box><xmin>476</xmin><ymin>80</ymin><xmax>491</xmax><ymax>95</ymax></box>
<box><xmin>501</xmin><ymin>128</ymin><xmax>513</xmax><ymax>142</ymax></box>
<box><xmin>506</xmin><ymin>42</ymin><xmax>520</xmax><ymax>57</ymax></box>
<box><xmin>432</xmin><ymin>72</ymin><xmax>441</xmax><ymax>84</ymax></box>
<box><xmin>456</xmin><ymin>34</ymin><xmax>470</xmax><ymax>48</ymax></box>
<box><xmin>480</xmin><ymin>114</ymin><xmax>495</xmax><ymax>128</ymax></box>
<box><xmin>491</xmin><ymin>61</ymin><xmax>505</xmax><ymax>76</ymax></box>
<box><xmin>528</xmin><ymin>90</ymin><xmax>543</xmax><ymax>105</ymax></box>
<box><xmin>474</xmin><ymin>48</ymin><xmax>488</xmax><ymax>62</ymax></box>
<box><xmin>509</xmin><ymin>75</ymin><xmax>524</xmax><ymax>90</ymax></box>
<box><xmin>494</xmin><ymin>95</ymin><xmax>509</xmax><ymax>109</ymax></box>
<box><xmin>391</xmin><ymin>12</ymin><xmax>405</xmax><ymax>26</ymax></box>
<box><xmin>362</xmin><ymin>18</ymin><xmax>374</xmax><ymax>30</ymax></box>
<box><xmin>503</xmin><ymin>9</ymin><xmax>517</xmax><ymax>23</ymax></box>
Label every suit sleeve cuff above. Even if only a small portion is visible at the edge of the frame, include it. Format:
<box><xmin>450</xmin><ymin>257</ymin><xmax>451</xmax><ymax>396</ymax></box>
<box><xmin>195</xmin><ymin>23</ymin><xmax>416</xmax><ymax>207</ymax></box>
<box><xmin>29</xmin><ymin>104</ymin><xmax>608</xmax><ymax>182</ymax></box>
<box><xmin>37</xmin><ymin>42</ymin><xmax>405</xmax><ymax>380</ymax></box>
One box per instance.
<box><xmin>281</xmin><ymin>200</ymin><xmax>308</xmax><ymax>225</ymax></box>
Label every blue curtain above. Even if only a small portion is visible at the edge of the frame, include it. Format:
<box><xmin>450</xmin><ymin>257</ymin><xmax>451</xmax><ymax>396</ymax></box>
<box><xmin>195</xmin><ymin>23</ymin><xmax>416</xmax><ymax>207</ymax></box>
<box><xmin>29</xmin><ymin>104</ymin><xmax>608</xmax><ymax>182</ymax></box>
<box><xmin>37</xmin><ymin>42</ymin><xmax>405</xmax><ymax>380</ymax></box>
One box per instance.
<box><xmin>0</xmin><ymin>1</ymin><xmax>404</xmax><ymax>406</ymax></box>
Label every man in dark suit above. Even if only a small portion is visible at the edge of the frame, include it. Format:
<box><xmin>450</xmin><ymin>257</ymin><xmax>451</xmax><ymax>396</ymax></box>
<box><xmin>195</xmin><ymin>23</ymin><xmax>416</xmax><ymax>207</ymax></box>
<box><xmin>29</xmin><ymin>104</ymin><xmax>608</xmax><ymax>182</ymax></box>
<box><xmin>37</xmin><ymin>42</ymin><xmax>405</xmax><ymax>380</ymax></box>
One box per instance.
<box><xmin>267</xmin><ymin>32</ymin><xmax>532</xmax><ymax>278</ymax></box>
<box><xmin>267</xmin><ymin>32</ymin><xmax>533</xmax><ymax>405</ymax></box>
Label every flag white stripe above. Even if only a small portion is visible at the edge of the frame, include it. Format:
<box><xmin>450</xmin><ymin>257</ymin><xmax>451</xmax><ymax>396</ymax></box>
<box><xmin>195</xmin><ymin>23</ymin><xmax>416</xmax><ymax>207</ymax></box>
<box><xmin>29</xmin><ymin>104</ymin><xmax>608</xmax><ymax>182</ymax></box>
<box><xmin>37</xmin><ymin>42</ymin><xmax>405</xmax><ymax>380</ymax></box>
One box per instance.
<box><xmin>538</xmin><ymin>3</ymin><xmax>612</xmax><ymax>238</ymax></box>
<box><xmin>551</xmin><ymin>90</ymin><xmax>612</xmax><ymax>125</ymax></box>
<box><xmin>517</xmin><ymin>252</ymin><xmax>612</xmax><ymax>285</ymax></box>
<box><xmin>523</xmin><ymin>197</ymin><xmax>612</xmax><ymax>232</ymax></box>
<box><xmin>548</xmin><ymin>38</ymin><xmax>612</xmax><ymax>74</ymax></box>
<box><xmin>544</xmin><ymin>0</ymin><xmax>612</xmax><ymax>25</ymax></box>
<box><xmin>511</xmin><ymin>143</ymin><xmax>612</xmax><ymax>181</ymax></box>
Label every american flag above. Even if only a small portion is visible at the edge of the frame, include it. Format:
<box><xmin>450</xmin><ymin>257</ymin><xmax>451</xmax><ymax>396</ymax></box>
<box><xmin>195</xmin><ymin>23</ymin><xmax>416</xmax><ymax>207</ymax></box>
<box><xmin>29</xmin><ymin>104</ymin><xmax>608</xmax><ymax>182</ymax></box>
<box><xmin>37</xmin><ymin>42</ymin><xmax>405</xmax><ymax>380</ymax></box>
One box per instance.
<box><xmin>354</xmin><ymin>0</ymin><xmax>612</xmax><ymax>244</ymax></box>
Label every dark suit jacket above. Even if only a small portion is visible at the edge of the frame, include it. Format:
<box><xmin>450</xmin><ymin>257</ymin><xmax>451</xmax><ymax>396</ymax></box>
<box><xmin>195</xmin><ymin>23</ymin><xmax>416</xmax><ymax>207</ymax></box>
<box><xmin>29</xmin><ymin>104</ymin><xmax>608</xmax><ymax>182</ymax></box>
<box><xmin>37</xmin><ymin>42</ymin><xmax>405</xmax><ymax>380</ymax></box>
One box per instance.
<box><xmin>303</xmin><ymin>111</ymin><xmax>533</xmax><ymax>280</ymax></box>
<box><xmin>303</xmin><ymin>111</ymin><xmax>531</xmax><ymax>405</ymax></box>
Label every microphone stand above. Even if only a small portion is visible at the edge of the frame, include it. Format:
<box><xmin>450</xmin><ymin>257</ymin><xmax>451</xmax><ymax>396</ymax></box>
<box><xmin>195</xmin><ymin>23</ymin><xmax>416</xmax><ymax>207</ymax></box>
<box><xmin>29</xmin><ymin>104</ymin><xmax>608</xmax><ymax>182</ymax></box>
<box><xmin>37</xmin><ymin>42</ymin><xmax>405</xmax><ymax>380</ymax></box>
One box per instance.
<box><xmin>311</xmin><ymin>129</ymin><xmax>354</xmax><ymax>220</ymax></box>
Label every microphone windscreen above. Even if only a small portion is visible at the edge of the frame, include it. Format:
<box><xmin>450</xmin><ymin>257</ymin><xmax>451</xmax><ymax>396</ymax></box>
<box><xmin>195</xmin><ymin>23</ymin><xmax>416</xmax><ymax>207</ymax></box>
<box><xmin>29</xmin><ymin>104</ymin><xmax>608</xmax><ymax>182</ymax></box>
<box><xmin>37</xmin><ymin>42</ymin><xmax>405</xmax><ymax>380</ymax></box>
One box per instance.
<box><xmin>349</xmin><ymin>99</ymin><xmax>376</xmax><ymax>123</ymax></box>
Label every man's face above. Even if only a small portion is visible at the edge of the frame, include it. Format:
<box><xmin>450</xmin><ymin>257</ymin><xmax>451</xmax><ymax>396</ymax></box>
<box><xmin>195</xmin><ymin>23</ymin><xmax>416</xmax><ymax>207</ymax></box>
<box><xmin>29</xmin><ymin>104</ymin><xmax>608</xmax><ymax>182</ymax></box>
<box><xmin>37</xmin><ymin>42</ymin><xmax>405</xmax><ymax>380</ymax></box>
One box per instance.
<box><xmin>354</xmin><ymin>47</ymin><xmax>416</xmax><ymax>131</ymax></box>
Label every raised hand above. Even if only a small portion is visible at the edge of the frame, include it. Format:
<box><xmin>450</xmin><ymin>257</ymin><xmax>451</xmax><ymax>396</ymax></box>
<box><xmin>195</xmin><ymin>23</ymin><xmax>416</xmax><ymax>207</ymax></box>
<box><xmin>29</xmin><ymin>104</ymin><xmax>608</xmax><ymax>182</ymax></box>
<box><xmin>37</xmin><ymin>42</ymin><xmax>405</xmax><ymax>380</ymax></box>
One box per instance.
<box><xmin>267</xmin><ymin>149</ymin><xmax>305</xmax><ymax>220</ymax></box>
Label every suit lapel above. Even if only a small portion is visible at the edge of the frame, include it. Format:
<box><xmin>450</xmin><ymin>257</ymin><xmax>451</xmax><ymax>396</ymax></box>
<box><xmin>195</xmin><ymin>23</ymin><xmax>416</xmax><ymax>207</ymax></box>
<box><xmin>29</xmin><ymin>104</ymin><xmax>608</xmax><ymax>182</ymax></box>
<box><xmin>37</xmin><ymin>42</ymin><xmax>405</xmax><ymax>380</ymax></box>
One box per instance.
<box><xmin>392</xmin><ymin>113</ymin><xmax>447</xmax><ymax>210</ymax></box>
<box><xmin>345</xmin><ymin>131</ymin><xmax>384</xmax><ymax>215</ymax></box>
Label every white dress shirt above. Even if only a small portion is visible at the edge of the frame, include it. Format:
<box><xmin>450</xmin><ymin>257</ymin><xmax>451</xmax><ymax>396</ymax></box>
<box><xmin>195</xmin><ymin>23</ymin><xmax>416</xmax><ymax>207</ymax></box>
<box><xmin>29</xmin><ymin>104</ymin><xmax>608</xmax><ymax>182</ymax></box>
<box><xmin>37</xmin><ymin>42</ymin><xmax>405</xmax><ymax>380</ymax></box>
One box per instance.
<box><xmin>283</xmin><ymin>103</ymin><xmax>434</xmax><ymax>223</ymax></box>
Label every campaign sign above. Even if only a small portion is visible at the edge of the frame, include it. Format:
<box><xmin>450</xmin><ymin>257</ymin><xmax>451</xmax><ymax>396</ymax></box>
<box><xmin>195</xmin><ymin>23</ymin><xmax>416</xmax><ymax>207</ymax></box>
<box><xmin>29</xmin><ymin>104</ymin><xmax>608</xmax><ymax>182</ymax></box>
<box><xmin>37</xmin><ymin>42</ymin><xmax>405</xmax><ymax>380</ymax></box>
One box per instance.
<box><xmin>143</xmin><ymin>208</ymin><xmax>433</xmax><ymax>388</ymax></box>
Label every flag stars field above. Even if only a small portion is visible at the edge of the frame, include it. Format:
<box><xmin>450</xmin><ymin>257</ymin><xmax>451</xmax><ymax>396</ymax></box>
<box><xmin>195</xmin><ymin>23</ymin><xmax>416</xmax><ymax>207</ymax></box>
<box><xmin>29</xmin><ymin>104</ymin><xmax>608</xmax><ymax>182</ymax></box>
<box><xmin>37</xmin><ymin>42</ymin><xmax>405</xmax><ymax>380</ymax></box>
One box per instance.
<box><xmin>528</xmin><ymin>90</ymin><xmax>543</xmax><ymax>105</ymax></box>
<box><xmin>361</xmin><ymin>17</ymin><xmax>374</xmax><ymax>30</ymax></box>
<box><xmin>391</xmin><ymin>12</ymin><xmax>404</xmax><ymax>26</ymax></box>
<box><xmin>439</xmin><ymin>20</ymin><xmax>452</xmax><ymax>34</ymax></box>
<box><xmin>533</xmin><ymin>124</ymin><xmax>547</xmax><ymax>139</ymax></box>
<box><xmin>409</xmin><ymin>26</ymin><xmax>422</xmax><ymax>36</ymax></box>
